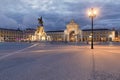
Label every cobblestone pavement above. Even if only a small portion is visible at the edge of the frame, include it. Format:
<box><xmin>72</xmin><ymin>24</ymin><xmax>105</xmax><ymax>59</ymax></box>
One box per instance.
<box><xmin>0</xmin><ymin>42</ymin><xmax>120</xmax><ymax>80</ymax></box>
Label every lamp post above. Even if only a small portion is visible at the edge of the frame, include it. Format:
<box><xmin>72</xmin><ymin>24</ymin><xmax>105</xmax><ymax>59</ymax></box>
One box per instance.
<box><xmin>88</xmin><ymin>8</ymin><xmax>97</xmax><ymax>49</ymax></box>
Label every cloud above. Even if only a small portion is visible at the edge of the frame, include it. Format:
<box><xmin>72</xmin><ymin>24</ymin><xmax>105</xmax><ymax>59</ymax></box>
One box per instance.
<box><xmin>0</xmin><ymin>14</ymin><xmax>18</xmax><ymax>29</ymax></box>
<box><xmin>22</xmin><ymin>14</ymin><xmax>39</xmax><ymax>26</ymax></box>
<box><xmin>0</xmin><ymin>0</ymin><xmax>120</xmax><ymax>30</ymax></box>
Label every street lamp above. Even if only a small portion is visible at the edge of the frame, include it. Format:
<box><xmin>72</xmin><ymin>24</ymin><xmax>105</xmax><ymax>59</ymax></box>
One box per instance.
<box><xmin>88</xmin><ymin>8</ymin><xmax>97</xmax><ymax>49</ymax></box>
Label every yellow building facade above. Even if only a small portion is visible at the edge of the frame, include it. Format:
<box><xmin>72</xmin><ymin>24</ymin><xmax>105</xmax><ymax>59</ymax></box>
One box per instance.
<box><xmin>82</xmin><ymin>29</ymin><xmax>115</xmax><ymax>42</ymax></box>
<box><xmin>0</xmin><ymin>28</ymin><xmax>23</xmax><ymax>42</ymax></box>
<box><xmin>46</xmin><ymin>20</ymin><xmax>82</xmax><ymax>42</ymax></box>
<box><xmin>30</xmin><ymin>19</ymin><xmax>116</xmax><ymax>42</ymax></box>
<box><xmin>64</xmin><ymin>20</ymin><xmax>82</xmax><ymax>42</ymax></box>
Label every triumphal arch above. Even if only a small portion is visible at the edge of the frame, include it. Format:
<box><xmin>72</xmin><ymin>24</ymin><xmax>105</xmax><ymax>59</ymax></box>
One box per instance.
<box><xmin>64</xmin><ymin>20</ymin><xmax>82</xmax><ymax>42</ymax></box>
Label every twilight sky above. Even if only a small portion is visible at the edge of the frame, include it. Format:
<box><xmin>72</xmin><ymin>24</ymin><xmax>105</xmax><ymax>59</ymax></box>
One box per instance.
<box><xmin>0</xmin><ymin>0</ymin><xmax>120</xmax><ymax>31</ymax></box>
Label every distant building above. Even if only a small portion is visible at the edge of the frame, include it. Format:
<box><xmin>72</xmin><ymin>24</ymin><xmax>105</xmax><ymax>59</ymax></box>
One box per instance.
<box><xmin>0</xmin><ymin>28</ymin><xmax>23</xmax><ymax>42</ymax></box>
<box><xmin>30</xmin><ymin>19</ymin><xmax>117</xmax><ymax>42</ymax></box>
<box><xmin>114</xmin><ymin>30</ymin><xmax>120</xmax><ymax>42</ymax></box>
<box><xmin>46</xmin><ymin>20</ymin><xmax>82</xmax><ymax>42</ymax></box>
<box><xmin>64</xmin><ymin>20</ymin><xmax>82</xmax><ymax>42</ymax></box>
<box><xmin>0</xmin><ymin>19</ymin><xmax>117</xmax><ymax>42</ymax></box>
<box><xmin>82</xmin><ymin>29</ymin><xmax>115</xmax><ymax>42</ymax></box>
<box><xmin>23</xmin><ymin>28</ymin><xmax>36</xmax><ymax>41</ymax></box>
<box><xmin>46</xmin><ymin>30</ymin><xmax>64</xmax><ymax>41</ymax></box>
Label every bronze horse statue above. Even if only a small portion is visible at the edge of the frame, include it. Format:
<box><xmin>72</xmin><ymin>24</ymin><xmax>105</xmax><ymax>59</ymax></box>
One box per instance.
<box><xmin>38</xmin><ymin>17</ymin><xmax>44</xmax><ymax>26</ymax></box>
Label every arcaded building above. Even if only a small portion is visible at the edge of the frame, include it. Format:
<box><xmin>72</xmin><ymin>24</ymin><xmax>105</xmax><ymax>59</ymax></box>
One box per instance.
<box><xmin>0</xmin><ymin>28</ymin><xmax>23</xmax><ymax>42</ymax></box>
<box><xmin>46</xmin><ymin>30</ymin><xmax>64</xmax><ymax>41</ymax></box>
<box><xmin>46</xmin><ymin>20</ymin><xmax>82</xmax><ymax>42</ymax></box>
<box><xmin>64</xmin><ymin>20</ymin><xmax>82</xmax><ymax>42</ymax></box>
<box><xmin>82</xmin><ymin>29</ymin><xmax>115</xmax><ymax>42</ymax></box>
<box><xmin>0</xmin><ymin>19</ymin><xmax>116</xmax><ymax>42</ymax></box>
<box><xmin>30</xmin><ymin>19</ymin><xmax>116</xmax><ymax>42</ymax></box>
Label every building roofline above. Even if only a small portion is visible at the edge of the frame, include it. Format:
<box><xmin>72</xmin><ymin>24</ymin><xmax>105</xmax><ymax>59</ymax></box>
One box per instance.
<box><xmin>82</xmin><ymin>28</ymin><xmax>112</xmax><ymax>31</ymax></box>
<box><xmin>46</xmin><ymin>30</ymin><xmax>64</xmax><ymax>33</ymax></box>
<box><xmin>0</xmin><ymin>28</ymin><xmax>23</xmax><ymax>31</ymax></box>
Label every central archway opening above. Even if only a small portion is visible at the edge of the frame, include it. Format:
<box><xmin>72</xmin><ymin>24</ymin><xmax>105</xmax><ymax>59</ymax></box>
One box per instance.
<box><xmin>69</xmin><ymin>31</ymin><xmax>76</xmax><ymax>42</ymax></box>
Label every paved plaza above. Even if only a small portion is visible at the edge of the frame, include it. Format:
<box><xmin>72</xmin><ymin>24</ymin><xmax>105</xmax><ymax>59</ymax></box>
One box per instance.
<box><xmin>0</xmin><ymin>42</ymin><xmax>120</xmax><ymax>80</ymax></box>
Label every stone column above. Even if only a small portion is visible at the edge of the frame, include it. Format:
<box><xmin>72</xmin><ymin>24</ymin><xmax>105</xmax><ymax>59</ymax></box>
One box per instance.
<box><xmin>67</xmin><ymin>34</ymin><xmax>69</xmax><ymax>42</ymax></box>
<box><xmin>76</xmin><ymin>35</ymin><xmax>78</xmax><ymax>43</ymax></box>
<box><xmin>81</xmin><ymin>34</ymin><xmax>83</xmax><ymax>42</ymax></box>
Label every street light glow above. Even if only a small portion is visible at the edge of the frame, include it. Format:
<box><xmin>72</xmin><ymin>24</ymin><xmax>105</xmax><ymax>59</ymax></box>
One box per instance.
<box><xmin>88</xmin><ymin>8</ymin><xmax>98</xmax><ymax>18</ymax></box>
